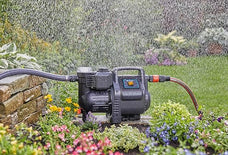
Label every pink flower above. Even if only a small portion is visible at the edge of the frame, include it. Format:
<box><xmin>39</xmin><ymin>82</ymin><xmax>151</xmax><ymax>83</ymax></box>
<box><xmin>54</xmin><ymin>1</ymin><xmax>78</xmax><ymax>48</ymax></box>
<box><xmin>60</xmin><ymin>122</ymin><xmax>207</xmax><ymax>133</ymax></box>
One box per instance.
<box><xmin>109</xmin><ymin>150</ymin><xmax>114</xmax><ymax>155</ymax></box>
<box><xmin>114</xmin><ymin>152</ymin><xmax>123</xmax><ymax>155</ymax></box>
<box><xmin>76</xmin><ymin>146</ymin><xmax>83</xmax><ymax>153</ymax></box>
<box><xmin>44</xmin><ymin>142</ymin><xmax>51</xmax><ymax>150</ymax></box>
<box><xmin>47</xmin><ymin>132</ymin><xmax>50</xmax><ymax>135</ymax></box>
<box><xmin>73</xmin><ymin>139</ymin><xmax>79</xmax><ymax>146</ymax></box>
<box><xmin>83</xmin><ymin>146</ymin><xmax>89</xmax><ymax>153</ymax></box>
<box><xmin>66</xmin><ymin>129</ymin><xmax>70</xmax><ymax>133</ymax></box>
<box><xmin>72</xmin><ymin>151</ymin><xmax>79</xmax><ymax>155</ymax></box>
<box><xmin>58</xmin><ymin>133</ymin><xmax>66</xmax><ymax>142</ymax></box>
<box><xmin>67</xmin><ymin>145</ymin><xmax>73</xmax><ymax>152</ymax></box>
<box><xmin>104</xmin><ymin>137</ymin><xmax>111</xmax><ymax>146</ymax></box>
<box><xmin>90</xmin><ymin>144</ymin><xmax>98</xmax><ymax>151</ymax></box>
<box><xmin>87</xmin><ymin>131</ymin><xmax>93</xmax><ymax>137</ymax></box>
<box><xmin>71</xmin><ymin>134</ymin><xmax>76</xmax><ymax>139</ymax></box>
<box><xmin>224</xmin><ymin>120</ymin><xmax>228</xmax><ymax>126</ymax></box>
<box><xmin>66</xmin><ymin>145</ymin><xmax>72</xmax><ymax>149</ymax></box>
<box><xmin>97</xmin><ymin>140</ymin><xmax>103</xmax><ymax>148</ymax></box>
<box><xmin>61</xmin><ymin>125</ymin><xmax>67</xmax><ymax>131</ymax></box>
<box><xmin>212</xmin><ymin>139</ymin><xmax>216</xmax><ymax>143</ymax></box>
<box><xmin>52</xmin><ymin>125</ymin><xmax>58</xmax><ymax>132</ymax></box>
<box><xmin>56</xmin><ymin>144</ymin><xmax>61</xmax><ymax>150</ymax></box>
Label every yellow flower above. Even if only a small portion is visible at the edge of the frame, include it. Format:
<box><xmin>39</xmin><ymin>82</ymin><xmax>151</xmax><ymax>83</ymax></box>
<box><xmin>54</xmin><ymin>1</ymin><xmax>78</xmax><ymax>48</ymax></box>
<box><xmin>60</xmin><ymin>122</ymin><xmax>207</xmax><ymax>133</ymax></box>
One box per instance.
<box><xmin>66</xmin><ymin>97</ymin><xmax>72</xmax><ymax>104</ymax></box>
<box><xmin>73</xmin><ymin>103</ymin><xmax>80</xmax><ymax>108</ymax></box>
<box><xmin>32</xmin><ymin>149</ymin><xmax>39</xmax><ymax>155</ymax></box>
<box><xmin>44</xmin><ymin>94</ymin><xmax>53</xmax><ymax>103</ymax></box>
<box><xmin>0</xmin><ymin>130</ymin><xmax>6</xmax><ymax>135</ymax></box>
<box><xmin>11</xmin><ymin>140</ymin><xmax>17</xmax><ymax>145</ymax></box>
<box><xmin>27</xmin><ymin>127</ymin><xmax>33</xmax><ymax>133</ymax></box>
<box><xmin>57</xmin><ymin>107</ymin><xmax>62</xmax><ymax>112</ymax></box>
<box><xmin>49</xmin><ymin>105</ymin><xmax>58</xmax><ymax>112</ymax></box>
<box><xmin>65</xmin><ymin>107</ymin><xmax>71</xmax><ymax>112</ymax></box>
<box><xmin>18</xmin><ymin>143</ymin><xmax>24</xmax><ymax>149</ymax></box>
<box><xmin>2</xmin><ymin>149</ymin><xmax>7</xmax><ymax>154</ymax></box>
<box><xmin>44</xmin><ymin>94</ymin><xmax>52</xmax><ymax>99</ymax></box>
<box><xmin>47</xmin><ymin>98</ymin><xmax>53</xmax><ymax>103</ymax></box>
<box><xmin>0</xmin><ymin>123</ymin><xmax>3</xmax><ymax>128</ymax></box>
<box><xmin>74</xmin><ymin>108</ymin><xmax>78</xmax><ymax>113</ymax></box>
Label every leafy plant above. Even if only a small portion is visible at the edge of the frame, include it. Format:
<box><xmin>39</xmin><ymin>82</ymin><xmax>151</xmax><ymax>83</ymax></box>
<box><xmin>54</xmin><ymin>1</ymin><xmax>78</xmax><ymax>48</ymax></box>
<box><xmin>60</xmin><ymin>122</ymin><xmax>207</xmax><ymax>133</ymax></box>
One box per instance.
<box><xmin>94</xmin><ymin>124</ymin><xmax>146</xmax><ymax>153</ymax></box>
<box><xmin>0</xmin><ymin>123</ymin><xmax>43</xmax><ymax>155</ymax></box>
<box><xmin>192</xmin><ymin>112</ymin><xmax>228</xmax><ymax>154</ymax></box>
<box><xmin>149</xmin><ymin>101</ymin><xmax>197</xmax><ymax>144</ymax></box>
<box><xmin>79</xmin><ymin>111</ymin><xmax>100</xmax><ymax>132</ymax></box>
<box><xmin>0</xmin><ymin>43</ymin><xmax>41</xmax><ymax>69</ymax></box>
<box><xmin>197</xmin><ymin>27</ymin><xmax>228</xmax><ymax>46</ymax></box>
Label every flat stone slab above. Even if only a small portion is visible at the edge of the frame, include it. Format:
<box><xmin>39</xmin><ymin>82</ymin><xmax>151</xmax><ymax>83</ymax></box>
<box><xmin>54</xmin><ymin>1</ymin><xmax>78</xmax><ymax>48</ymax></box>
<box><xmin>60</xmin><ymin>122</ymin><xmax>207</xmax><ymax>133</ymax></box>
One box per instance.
<box><xmin>73</xmin><ymin>115</ymin><xmax>152</xmax><ymax>125</ymax></box>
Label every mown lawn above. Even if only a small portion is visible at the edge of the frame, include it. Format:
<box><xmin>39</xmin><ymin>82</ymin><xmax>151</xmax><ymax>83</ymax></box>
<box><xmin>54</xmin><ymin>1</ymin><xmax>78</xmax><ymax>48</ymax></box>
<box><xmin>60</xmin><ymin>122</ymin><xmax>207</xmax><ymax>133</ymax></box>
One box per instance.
<box><xmin>144</xmin><ymin>56</ymin><xmax>228</xmax><ymax>116</ymax></box>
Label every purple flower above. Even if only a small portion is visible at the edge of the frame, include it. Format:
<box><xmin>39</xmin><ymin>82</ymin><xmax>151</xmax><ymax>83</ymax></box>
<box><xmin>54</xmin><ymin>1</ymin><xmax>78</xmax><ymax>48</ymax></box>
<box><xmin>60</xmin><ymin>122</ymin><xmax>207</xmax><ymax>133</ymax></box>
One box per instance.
<box><xmin>162</xmin><ymin>58</ymin><xmax>172</xmax><ymax>66</ymax></box>
<box><xmin>144</xmin><ymin>146</ymin><xmax>150</xmax><ymax>153</ymax></box>
<box><xmin>186</xmin><ymin>135</ymin><xmax>190</xmax><ymax>139</ymax></box>
<box><xmin>199</xmin><ymin>139</ymin><xmax>204</xmax><ymax>145</ymax></box>
<box><xmin>145</xmin><ymin>127</ymin><xmax>150</xmax><ymax>138</ymax></box>
<box><xmin>172</xmin><ymin>136</ymin><xmax>178</xmax><ymax>141</ymax></box>
<box><xmin>172</xmin><ymin>129</ymin><xmax>176</xmax><ymax>134</ymax></box>
<box><xmin>217</xmin><ymin>117</ymin><xmax>224</xmax><ymax>122</ymax></box>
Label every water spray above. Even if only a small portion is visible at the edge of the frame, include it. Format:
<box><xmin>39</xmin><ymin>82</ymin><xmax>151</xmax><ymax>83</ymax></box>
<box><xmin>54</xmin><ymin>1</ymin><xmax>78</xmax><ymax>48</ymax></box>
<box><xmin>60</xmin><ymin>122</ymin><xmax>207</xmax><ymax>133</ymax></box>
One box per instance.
<box><xmin>0</xmin><ymin>67</ymin><xmax>202</xmax><ymax>123</ymax></box>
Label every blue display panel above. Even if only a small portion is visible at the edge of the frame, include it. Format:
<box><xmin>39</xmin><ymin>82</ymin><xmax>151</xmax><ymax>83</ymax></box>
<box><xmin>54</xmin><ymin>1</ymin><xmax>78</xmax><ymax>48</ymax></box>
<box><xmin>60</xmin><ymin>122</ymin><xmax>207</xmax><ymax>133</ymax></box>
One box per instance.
<box><xmin>123</xmin><ymin>79</ymin><xmax>139</xmax><ymax>89</ymax></box>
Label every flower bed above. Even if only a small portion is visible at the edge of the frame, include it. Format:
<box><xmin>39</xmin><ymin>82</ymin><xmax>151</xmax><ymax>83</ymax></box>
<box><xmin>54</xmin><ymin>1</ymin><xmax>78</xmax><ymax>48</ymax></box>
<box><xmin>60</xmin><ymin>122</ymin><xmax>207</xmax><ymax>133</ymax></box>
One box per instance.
<box><xmin>0</xmin><ymin>95</ymin><xmax>227</xmax><ymax>155</ymax></box>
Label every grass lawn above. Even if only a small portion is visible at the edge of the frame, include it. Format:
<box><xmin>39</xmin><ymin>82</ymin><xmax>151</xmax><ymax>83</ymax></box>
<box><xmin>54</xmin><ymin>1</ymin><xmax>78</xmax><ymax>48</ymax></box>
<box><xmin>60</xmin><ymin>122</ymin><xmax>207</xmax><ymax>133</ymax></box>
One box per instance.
<box><xmin>144</xmin><ymin>56</ymin><xmax>228</xmax><ymax>116</ymax></box>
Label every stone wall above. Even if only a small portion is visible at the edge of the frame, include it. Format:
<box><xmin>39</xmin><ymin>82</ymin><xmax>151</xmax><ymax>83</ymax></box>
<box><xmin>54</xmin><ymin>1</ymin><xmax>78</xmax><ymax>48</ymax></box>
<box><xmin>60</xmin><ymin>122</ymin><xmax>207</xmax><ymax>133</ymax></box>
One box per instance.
<box><xmin>0</xmin><ymin>72</ymin><xmax>48</xmax><ymax>128</ymax></box>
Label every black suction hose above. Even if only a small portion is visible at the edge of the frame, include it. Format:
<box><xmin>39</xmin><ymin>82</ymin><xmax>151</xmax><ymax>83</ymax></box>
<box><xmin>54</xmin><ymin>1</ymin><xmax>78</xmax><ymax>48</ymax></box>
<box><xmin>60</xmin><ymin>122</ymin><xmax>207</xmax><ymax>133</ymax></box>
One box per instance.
<box><xmin>0</xmin><ymin>69</ymin><xmax>78</xmax><ymax>82</ymax></box>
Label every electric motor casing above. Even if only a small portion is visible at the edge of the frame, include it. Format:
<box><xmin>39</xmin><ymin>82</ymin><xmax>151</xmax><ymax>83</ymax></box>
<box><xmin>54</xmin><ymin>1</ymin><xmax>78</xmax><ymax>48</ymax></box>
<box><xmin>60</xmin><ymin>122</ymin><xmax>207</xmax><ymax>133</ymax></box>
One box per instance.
<box><xmin>77</xmin><ymin>67</ymin><xmax>150</xmax><ymax>123</ymax></box>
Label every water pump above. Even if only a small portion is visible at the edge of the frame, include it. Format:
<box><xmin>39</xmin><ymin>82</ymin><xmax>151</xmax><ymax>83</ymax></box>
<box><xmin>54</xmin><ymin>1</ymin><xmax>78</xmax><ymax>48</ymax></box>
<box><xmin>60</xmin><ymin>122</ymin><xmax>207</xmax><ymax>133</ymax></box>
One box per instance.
<box><xmin>0</xmin><ymin>67</ymin><xmax>202</xmax><ymax>123</ymax></box>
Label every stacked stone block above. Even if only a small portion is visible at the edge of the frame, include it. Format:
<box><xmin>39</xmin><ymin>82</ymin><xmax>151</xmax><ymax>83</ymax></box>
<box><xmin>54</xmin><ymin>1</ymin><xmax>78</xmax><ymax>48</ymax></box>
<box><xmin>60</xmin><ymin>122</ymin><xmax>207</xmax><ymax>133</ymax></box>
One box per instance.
<box><xmin>0</xmin><ymin>72</ymin><xmax>48</xmax><ymax>128</ymax></box>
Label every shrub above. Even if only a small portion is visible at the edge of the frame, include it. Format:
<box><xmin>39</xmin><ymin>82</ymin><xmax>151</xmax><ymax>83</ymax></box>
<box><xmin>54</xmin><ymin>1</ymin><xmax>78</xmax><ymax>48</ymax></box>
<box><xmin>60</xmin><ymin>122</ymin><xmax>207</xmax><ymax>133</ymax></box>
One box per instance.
<box><xmin>197</xmin><ymin>27</ymin><xmax>228</xmax><ymax>54</ymax></box>
<box><xmin>145</xmin><ymin>31</ymin><xmax>187</xmax><ymax>65</ymax></box>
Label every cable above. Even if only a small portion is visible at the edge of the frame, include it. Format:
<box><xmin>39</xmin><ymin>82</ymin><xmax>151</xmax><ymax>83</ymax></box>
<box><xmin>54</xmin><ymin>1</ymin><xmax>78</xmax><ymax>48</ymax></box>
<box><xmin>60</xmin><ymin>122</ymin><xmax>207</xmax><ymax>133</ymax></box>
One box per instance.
<box><xmin>0</xmin><ymin>69</ymin><xmax>78</xmax><ymax>82</ymax></box>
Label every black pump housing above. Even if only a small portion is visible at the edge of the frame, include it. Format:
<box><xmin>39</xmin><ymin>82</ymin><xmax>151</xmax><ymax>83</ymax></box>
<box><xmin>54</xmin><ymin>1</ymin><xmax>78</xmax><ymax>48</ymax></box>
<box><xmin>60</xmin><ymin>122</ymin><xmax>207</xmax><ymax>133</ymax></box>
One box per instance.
<box><xmin>77</xmin><ymin>67</ymin><xmax>150</xmax><ymax>123</ymax></box>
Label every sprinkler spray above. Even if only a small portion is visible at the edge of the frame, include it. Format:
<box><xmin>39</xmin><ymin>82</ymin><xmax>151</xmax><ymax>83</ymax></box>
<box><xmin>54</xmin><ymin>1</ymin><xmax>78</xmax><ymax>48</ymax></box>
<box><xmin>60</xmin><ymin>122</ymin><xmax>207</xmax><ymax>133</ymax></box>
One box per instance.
<box><xmin>0</xmin><ymin>67</ymin><xmax>202</xmax><ymax>123</ymax></box>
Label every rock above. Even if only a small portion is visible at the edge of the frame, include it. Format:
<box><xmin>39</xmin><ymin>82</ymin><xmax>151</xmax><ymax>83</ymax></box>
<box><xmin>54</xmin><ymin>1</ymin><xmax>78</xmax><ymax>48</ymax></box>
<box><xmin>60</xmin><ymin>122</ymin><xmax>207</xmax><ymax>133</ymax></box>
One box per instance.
<box><xmin>24</xmin><ymin>85</ymin><xmax>41</xmax><ymax>102</ymax></box>
<box><xmin>36</xmin><ymin>96</ymin><xmax>46</xmax><ymax>110</ymax></box>
<box><xmin>0</xmin><ymin>92</ymin><xmax>24</xmax><ymax>115</ymax></box>
<box><xmin>23</xmin><ymin>110</ymin><xmax>42</xmax><ymax>125</ymax></box>
<box><xmin>0</xmin><ymin>75</ymin><xmax>30</xmax><ymax>94</ymax></box>
<box><xmin>18</xmin><ymin>100</ymin><xmax>37</xmax><ymax>122</ymax></box>
<box><xmin>29</xmin><ymin>75</ymin><xmax>46</xmax><ymax>88</ymax></box>
<box><xmin>0</xmin><ymin>85</ymin><xmax>11</xmax><ymax>103</ymax></box>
